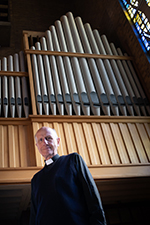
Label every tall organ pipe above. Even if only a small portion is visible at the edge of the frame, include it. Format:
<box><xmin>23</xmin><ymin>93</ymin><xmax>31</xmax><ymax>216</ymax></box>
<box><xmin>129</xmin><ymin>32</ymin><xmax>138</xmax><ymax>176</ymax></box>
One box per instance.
<box><xmin>31</xmin><ymin>46</ymin><xmax>42</xmax><ymax>115</ymax></box>
<box><xmin>93</xmin><ymin>30</ymin><xmax>134</xmax><ymax>116</ymax></box>
<box><xmin>40</xmin><ymin>37</ymin><xmax>56</xmax><ymax>115</ymax></box>
<box><xmin>60</xmin><ymin>15</ymin><xmax>90</xmax><ymax>115</ymax></box>
<box><xmin>117</xmin><ymin>47</ymin><xmax>147</xmax><ymax>116</ymax></box>
<box><xmin>64</xmin><ymin>13</ymin><xmax>100</xmax><ymax>116</ymax></box>
<box><xmin>54</xmin><ymin>20</ymin><xmax>80</xmax><ymax>115</ymax></box>
<box><xmin>75</xmin><ymin>17</ymin><xmax>119</xmax><ymax>116</ymax></box>
<box><xmin>45</xmin><ymin>30</ymin><xmax>64</xmax><ymax>115</ymax></box>
<box><xmin>35</xmin><ymin>42</ymin><xmax>49</xmax><ymax>115</ymax></box>
<box><xmin>14</xmin><ymin>53</ymin><xmax>22</xmax><ymax>118</ymax></box>
<box><xmin>2</xmin><ymin>57</ymin><xmax>8</xmax><ymax>117</ymax></box>
<box><xmin>19</xmin><ymin>51</ymin><xmax>29</xmax><ymax>118</ymax></box>
<box><xmin>66</xmin><ymin>12</ymin><xmax>110</xmax><ymax>115</ymax></box>
<box><xmin>124</xmin><ymin>52</ymin><xmax>150</xmax><ymax>115</ymax></box>
<box><xmin>84</xmin><ymin>22</ymin><xmax>127</xmax><ymax>116</ymax></box>
<box><xmin>8</xmin><ymin>55</ymin><xmax>15</xmax><ymax>118</ymax></box>
<box><xmin>50</xmin><ymin>25</ymin><xmax>72</xmax><ymax>115</ymax></box>
<box><xmin>108</xmin><ymin>41</ymin><xmax>141</xmax><ymax>116</ymax></box>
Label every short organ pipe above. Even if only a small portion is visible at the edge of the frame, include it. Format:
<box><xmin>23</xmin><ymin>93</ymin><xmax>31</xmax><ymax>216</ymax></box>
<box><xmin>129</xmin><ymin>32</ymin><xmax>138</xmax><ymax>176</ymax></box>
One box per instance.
<box><xmin>19</xmin><ymin>51</ymin><xmax>29</xmax><ymax>118</ymax></box>
<box><xmin>2</xmin><ymin>57</ymin><xmax>8</xmax><ymax>118</ymax></box>
<box><xmin>14</xmin><ymin>53</ymin><xmax>22</xmax><ymax>118</ymax></box>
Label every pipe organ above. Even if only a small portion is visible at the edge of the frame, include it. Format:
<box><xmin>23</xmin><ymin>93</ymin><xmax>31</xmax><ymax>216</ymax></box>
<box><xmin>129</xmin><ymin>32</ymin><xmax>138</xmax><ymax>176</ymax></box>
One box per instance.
<box><xmin>0</xmin><ymin>10</ymin><xmax>150</xmax><ymax>224</ymax></box>
<box><xmin>0</xmin><ymin>11</ymin><xmax>150</xmax><ymax>181</ymax></box>
<box><xmin>25</xmin><ymin>12</ymin><xmax>150</xmax><ymax>117</ymax></box>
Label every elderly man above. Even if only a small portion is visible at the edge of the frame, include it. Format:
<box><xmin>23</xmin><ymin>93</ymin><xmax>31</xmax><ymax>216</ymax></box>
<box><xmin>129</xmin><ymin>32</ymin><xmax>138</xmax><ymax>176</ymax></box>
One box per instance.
<box><xmin>29</xmin><ymin>126</ymin><xmax>107</xmax><ymax>225</ymax></box>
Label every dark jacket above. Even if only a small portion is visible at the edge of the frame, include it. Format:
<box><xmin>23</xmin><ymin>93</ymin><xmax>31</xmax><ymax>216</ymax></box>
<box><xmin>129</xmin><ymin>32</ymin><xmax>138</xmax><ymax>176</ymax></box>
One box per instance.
<box><xmin>29</xmin><ymin>153</ymin><xmax>107</xmax><ymax>225</ymax></box>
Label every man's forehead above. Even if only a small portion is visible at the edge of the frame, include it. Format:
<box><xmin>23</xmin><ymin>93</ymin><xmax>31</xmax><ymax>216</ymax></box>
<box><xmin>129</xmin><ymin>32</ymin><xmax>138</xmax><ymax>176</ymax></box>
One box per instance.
<box><xmin>36</xmin><ymin>128</ymin><xmax>57</xmax><ymax>137</ymax></box>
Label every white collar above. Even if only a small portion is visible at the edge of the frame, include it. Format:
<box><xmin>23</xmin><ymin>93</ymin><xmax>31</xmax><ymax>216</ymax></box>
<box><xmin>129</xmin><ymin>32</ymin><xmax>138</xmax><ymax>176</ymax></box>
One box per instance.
<box><xmin>45</xmin><ymin>158</ymin><xmax>53</xmax><ymax>165</ymax></box>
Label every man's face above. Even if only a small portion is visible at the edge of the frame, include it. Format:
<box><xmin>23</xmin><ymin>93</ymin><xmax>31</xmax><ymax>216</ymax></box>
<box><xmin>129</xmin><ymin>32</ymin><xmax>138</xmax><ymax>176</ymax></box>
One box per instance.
<box><xmin>35</xmin><ymin>128</ymin><xmax>60</xmax><ymax>160</ymax></box>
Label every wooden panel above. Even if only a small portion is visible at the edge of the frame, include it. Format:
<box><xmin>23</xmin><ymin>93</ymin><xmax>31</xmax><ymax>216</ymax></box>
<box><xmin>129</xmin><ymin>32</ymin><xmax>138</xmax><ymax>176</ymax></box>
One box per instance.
<box><xmin>8</xmin><ymin>125</ymin><xmax>19</xmax><ymax>167</ymax></box>
<box><xmin>53</xmin><ymin>122</ymin><xmax>68</xmax><ymax>156</ymax></box>
<box><xmin>0</xmin><ymin>122</ymin><xmax>36</xmax><ymax>168</ymax></box>
<box><xmin>101</xmin><ymin>123</ymin><xmax>120</xmax><ymax>164</ymax></box>
<box><xmin>19</xmin><ymin>125</ymin><xmax>28</xmax><ymax>167</ymax></box>
<box><xmin>128</xmin><ymin>123</ymin><xmax>148</xmax><ymax>163</ymax></box>
<box><xmin>119</xmin><ymin>123</ymin><xmax>139</xmax><ymax>164</ymax></box>
<box><xmin>14</xmin><ymin>126</ymin><xmax>20</xmax><ymax>167</ymax></box>
<box><xmin>63</xmin><ymin>123</ymin><xmax>78</xmax><ymax>154</ymax></box>
<box><xmin>136</xmin><ymin>123</ymin><xmax>150</xmax><ymax>162</ymax></box>
<box><xmin>144</xmin><ymin>123</ymin><xmax>150</xmax><ymax>139</ymax></box>
<box><xmin>110</xmin><ymin>123</ymin><xmax>130</xmax><ymax>164</ymax></box>
<box><xmin>26</xmin><ymin>124</ymin><xmax>36</xmax><ymax>167</ymax></box>
<box><xmin>3</xmin><ymin>126</ymin><xmax>9</xmax><ymax>167</ymax></box>
<box><xmin>0</xmin><ymin>125</ymin><xmax>5</xmax><ymax>167</ymax></box>
<box><xmin>92</xmin><ymin>123</ymin><xmax>111</xmax><ymax>164</ymax></box>
<box><xmin>82</xmin><ymin>123</ymin><xmax>100</xmax><ymax>165</ymax></box>
<box><xmin>73</xmin><ymin>123</ymin><xmax>91</xmax><ymax>164</ymax></box>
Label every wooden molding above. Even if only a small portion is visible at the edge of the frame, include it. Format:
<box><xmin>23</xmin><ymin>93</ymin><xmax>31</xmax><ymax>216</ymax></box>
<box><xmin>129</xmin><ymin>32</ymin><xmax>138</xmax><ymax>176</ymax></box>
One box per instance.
<box><xmin>24</xmin><ymin>49</ymin><xmax>133</xmax><ymax>60</ymax></box>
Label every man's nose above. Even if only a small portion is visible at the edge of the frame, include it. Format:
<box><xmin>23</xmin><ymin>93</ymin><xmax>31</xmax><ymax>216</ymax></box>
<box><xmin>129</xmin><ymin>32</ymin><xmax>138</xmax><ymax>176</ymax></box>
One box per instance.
<box><xmin>43</xmin><ymin>138</ymin><xmax>48</xmax><ymax>144</ymax></box>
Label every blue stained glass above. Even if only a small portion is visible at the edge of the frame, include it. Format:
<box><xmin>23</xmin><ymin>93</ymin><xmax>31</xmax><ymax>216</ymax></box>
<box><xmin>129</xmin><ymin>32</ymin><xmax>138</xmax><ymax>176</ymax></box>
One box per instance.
<box><xmin>120</xmin><ymin>0</ymin><xmax>150</xmax><ymax>55</ymax></box>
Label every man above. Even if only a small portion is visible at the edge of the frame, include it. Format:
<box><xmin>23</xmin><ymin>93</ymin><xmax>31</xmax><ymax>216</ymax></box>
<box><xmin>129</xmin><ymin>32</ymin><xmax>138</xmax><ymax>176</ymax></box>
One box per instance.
<box><xmin>30</xmin><ymin>126</ymin><xmax>107</xmax><ymax>225</ymax></box>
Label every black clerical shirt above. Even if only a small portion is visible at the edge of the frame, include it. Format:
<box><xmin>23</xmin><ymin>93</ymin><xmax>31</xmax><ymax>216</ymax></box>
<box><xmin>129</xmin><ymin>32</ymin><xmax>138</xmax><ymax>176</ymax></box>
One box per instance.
<box><xmin>29</xmin><ymin>153</ymin><xmax>106</xmax><ymax>225</ymax></box>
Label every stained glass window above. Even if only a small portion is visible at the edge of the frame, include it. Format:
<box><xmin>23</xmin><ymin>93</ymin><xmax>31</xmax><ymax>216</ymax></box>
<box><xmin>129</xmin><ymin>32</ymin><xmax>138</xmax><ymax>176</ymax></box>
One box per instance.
<box><xmin>120</xmin><ymin>0</ymin><xmax>150</xmax><ymax>60</ymax></box>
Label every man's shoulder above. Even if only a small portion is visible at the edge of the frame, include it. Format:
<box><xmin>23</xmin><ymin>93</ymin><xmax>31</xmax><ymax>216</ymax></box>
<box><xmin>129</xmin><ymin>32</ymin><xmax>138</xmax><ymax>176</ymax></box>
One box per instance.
<box><xmin>60</xmin><ymin>152</ymin><xmax>80</xmax><ymax>160</ymax></box>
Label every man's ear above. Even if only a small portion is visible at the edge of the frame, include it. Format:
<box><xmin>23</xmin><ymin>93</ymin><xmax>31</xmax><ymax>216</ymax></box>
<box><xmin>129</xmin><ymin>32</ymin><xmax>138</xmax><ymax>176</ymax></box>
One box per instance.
<box><xmin>57</xmin><ymin>137</ymin><xmax>60</xmax><ymax>146</ymax></box>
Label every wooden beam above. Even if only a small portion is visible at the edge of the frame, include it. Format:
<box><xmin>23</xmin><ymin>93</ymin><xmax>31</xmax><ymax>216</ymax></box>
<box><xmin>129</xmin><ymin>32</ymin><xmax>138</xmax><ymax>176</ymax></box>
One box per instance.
<box><xmin>0</xmin><ymin>164</ymin><xmax>149</xmax><ymax>184</ymax></box>
<box><xmin>24</xmin><ymin>49</ymin><xmax>133</xmax><ymax>60</ymax></box>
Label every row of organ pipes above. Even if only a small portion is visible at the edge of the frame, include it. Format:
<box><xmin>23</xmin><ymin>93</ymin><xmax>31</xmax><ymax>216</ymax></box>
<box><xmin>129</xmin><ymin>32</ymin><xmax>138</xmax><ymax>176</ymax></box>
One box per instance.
<box><xmin>0</xmin><ymin>12</ymin><xmax>150</xmax><ymax>117</ymax></box>
<box><xmin>0</xmin><ymin>51</ymin><xmax>29</xmax><ymax>118</ymax></box>
<box><xmin>30</xmin><ymin>12</ymin><xmax>150</xmax><ymax>116</ymax></box>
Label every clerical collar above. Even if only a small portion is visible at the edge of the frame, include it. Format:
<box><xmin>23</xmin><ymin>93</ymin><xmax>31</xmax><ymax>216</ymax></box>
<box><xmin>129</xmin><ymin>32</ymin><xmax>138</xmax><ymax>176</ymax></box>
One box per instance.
<box><xmin>45</xmin><ymin>154</ymin><xmax>60</xmax><ymax>166</ymax></box>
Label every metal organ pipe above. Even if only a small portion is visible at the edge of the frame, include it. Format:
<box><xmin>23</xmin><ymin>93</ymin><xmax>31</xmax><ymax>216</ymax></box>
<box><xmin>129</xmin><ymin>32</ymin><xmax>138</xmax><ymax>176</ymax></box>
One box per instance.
<box><xmin>14</xmin><ymin>53</ymin><xmax>22</xmax><ymax>118</ymax></box>
<box><xmin>124</xmin><ymin>53</ymin><xmax>150</xmax><ymax>115</ymax></box>
<box><xmin>8</xmin><ymin>55</ymin><xmax>15</xmax><ymax>118</ymax></box>
<box><xmin>75</xmin><ymin>17</ymin><xmax>119</xmax><ymax>116</ymax></box>
<box><xmin>117</xmin><ymin>47</ymin><xmax>147</xmax><ymax>116</ymax></box>
<box><xmin>40</xmin><ymin>37</ymin><xmax>56</xmax><ymax>115</ymax></box>
<box><xmin>108</xmin><ymin>41</ymin><xmax>141</xmax><ymax>116</ymax></box>
<box><xmin>35</xmin><ymin>42</ymin><xmax>49</xmax><ymax>115</ymax></box>
<box><xmin>50</xmin><ymin>25</ymin><xmax>72</xmax><ymax>115</ymax></box>
<box><xmin>45</xmin><ymin>30</ymin><xmax>64</xmax><ymax>115</ymax></box>
<box><xmin>19</xmin><ymin>51</ymin><xmax>29</xmax><ymax>118</ymax></box>
<box><xmin>2</xmin><ymin>57</ymin><xmax>8</xmax><ymax>117</ymax></box>
<box><xmin>67</xmin><ymin>12</ymin><xmax>110</xmax><ymax>116</ymax></box>
<box><xmin>93</xmin><ymin>30</ymin><xmax>134</xmax><ymax>116</ymax></box>
<box><xmin>60</xmin><ymin>15</ymin><xmax>90</xmax><ymax>115</ymax></box>
<box><xmin>31</xmin><ymin>46</ymin><xmax>42</xmax><ymax>115</ymax></box>
<box><xmin>65</xmin><ymin>13</ymin><xmax>100</xmax><ymax>116</ymax></box>
<box><xmin>54</xmin><ymin>20</ymin><xmax>80</xmax><ymax>115</ymax></box>
<box><xmin>85</xmin><ymin>23</ymin><xmax>124</xmax><ymax>116</ymax></box>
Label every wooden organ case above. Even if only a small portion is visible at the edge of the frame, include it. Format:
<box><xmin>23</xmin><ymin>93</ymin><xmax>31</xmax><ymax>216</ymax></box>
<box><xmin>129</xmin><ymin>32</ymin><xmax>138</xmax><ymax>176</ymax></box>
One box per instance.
<box><xmin>0</xmin><ymin>4</ymin><xmax>150</xmax><ymax>225</ymax></box>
